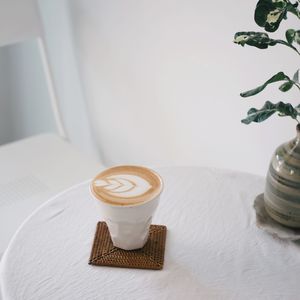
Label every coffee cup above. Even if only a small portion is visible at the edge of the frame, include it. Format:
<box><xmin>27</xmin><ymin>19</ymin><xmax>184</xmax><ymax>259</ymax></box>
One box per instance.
<box><xmin>90</xmin><ymin>165</ymin><xmax>163</xmax><ymax>250</ymax></box>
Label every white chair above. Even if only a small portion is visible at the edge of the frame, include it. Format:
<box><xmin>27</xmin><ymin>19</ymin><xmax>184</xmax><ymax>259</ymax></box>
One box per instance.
<box><xmin>0</xmin><ymin>0</ymin><xmax>103</xmax><ymax>257</ymax></box>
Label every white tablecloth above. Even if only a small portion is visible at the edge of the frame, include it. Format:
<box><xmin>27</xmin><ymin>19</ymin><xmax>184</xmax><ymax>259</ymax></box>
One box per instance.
<box><xmin>1</xmin><ymin>167</ymin><xmax>300</xmax><ymax>299</ymax></box>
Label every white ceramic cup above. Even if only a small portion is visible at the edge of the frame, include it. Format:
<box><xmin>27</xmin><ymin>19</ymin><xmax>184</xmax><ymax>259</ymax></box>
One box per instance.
<box><xmin>90</xmin><ymin>166</ymin><xmax>163</xmax><ymax>250</ymax></box>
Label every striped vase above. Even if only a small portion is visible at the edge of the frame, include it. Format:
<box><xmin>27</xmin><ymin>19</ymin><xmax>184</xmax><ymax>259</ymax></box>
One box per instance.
<box><xmin>264</xmin><ymin>124</ymin><xmax>300</xmax><ymax>228</ymax></box>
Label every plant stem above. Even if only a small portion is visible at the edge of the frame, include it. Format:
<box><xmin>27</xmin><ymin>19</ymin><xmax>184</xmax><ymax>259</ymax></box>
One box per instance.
<box><xmin>277</xmin><ymin>40</ymin><xmax>300</xmax><ymax>55</ymax></box>
<box><xmin>295</xmin><ymin>83</ymin><xmax>300</xmax><ymax>91</ymax></box>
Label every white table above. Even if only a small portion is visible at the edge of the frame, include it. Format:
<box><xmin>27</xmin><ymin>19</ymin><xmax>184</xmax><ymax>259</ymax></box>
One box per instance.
<box><xmin>0</xmin><ymin>134</ymin><xmax>103</xmax><ymax>257</ymax></box>
<box><xmin>1</xmin><ymin>167</ymin><xmax>300</xmax><ymax>299</ymax></box>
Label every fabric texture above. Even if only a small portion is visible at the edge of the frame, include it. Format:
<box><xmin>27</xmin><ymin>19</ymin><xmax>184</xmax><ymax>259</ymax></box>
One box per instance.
<box><xmin>1</xmin><ymin>167</ymin><xmax>299</xmax><ymax>299</ymax></box>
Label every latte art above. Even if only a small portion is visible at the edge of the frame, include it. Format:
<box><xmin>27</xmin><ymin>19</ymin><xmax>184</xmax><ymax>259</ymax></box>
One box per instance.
<box><xmin>94</xmin><ymin>174</ymin><xmax>152</xmax><ymax>198</ymax></box>
<box><xmin>91</xmin><ymin>166</ymin><xmax>163</xmax><ymax>205</ymax></box>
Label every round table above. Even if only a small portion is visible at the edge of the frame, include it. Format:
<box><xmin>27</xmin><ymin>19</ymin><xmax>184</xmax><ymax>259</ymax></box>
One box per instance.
<box><xmin>1</xmin><ymin>167</ymin><xmax>300</xmax><ymax>299</ymax></box>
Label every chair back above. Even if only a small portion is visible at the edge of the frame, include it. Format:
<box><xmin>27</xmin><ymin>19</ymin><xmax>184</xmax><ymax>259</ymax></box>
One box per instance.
<box><xmin>0</xmin><ymin>0</ymin><xmax>66</xmax><ymax>138</ymax></box>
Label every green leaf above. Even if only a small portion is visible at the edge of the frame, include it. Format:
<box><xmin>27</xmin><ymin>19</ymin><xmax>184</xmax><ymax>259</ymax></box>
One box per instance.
<box><xmin>286</xmin><ymin>2</ymin><xmax>300</xmax><ymax>19</ymax></box>
<box><xmin>285</xmin><ymin>29</ymin><xmax>300</xmax><ymax>45</ymax></box>
<box><xmin>234</xmin><ymin>31</ymin><xmax>300</xmax><ymax>53</ymax></box>
<box><xmin>286</xmin><ymin>29</ymin><xmax>295</xmax><ymax>44</ymax></box>
<box><xmin>254</xmin><ymin>0</ymin><xmax>300</xmax><ymax>32</ymax></box>
<box><xmin>255</xmin><ymin>0</ymin><xmax>288</xmax><ymax>32</ymax></box>
<box><xmin>241</xmin><ymin>101</ymin><xmax>298</xmax><ymax>124</ymax></box>
<box><xmin>295</xmin><ymin>104</ymin><xmax>300</xmax><ymax>114</ymax></box>
<box><xmin>279</xmin><ymin>81</ymin><xmax>294</xmax><ymax>91</ymax></box>
<box><xmin>293</xmin><ymin>69</ymin><xmax>299</xmax><ymax>82</ymax></box>
<box><xmin>240</xmin><ymin>72</ymin><xmax>290</xmax><ymax>97</ymax></box>
<box><xmin>234</xmin><ymin>32</ymin><xmax>274</xmax><ymax>49</ymax></box>
<box><xmin>294</xmin><ymin>30</ymin><xmax>300</xmax><ymax>44</ymax></box>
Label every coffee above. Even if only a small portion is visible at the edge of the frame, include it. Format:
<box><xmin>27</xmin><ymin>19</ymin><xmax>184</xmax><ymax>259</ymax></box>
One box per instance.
<box><xmin>90</xmin><ymin>165</ymin><xmax>163</xmax><ymax>250</ymax></box>
<box><xmin>91</xmin><ymin>165</ymin><xmax>163</xmax><ymax>206</ymax></box>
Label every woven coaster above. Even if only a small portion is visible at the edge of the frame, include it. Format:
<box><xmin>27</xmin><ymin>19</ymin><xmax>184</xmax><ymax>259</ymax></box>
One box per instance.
<box><xmin>89</xmin><ymin>222</ymin><xmax>167</xmax><ymax>270</ymax></box>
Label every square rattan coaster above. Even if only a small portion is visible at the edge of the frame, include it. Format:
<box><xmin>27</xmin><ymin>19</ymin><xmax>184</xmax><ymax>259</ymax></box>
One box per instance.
<box><xmin>89</xmin><ymin>222</ymin><xmax>167</xmax><ymax>270</ymax></box>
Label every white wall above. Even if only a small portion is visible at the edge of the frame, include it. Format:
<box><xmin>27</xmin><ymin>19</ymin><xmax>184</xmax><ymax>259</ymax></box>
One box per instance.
<box><xmin>38</xmin><ymin>0</ymin><xmax>99</xmax><ymax>160</ymax></box>
<box><xmin>71</xmin><ymin>0</ymin><xmax>300</xmax><ymax>175</ymax></box>
<box><xmin>0</xmin><ymin>1</ymin><xmax>298</xmax><ymax>175</ymax></box>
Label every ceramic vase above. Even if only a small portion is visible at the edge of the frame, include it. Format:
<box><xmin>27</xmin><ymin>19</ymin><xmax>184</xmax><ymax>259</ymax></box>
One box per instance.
<box><xmin>264</xmin><ymin>124</ymin><xmax>300</xmax><ymax>228</ymax></box>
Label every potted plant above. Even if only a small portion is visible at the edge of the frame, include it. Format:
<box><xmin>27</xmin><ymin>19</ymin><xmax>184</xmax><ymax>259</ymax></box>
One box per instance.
<box><xmin>234</xmin><ymin>0</ymin><xmax>300</xmax><ymax>227</ymax></box>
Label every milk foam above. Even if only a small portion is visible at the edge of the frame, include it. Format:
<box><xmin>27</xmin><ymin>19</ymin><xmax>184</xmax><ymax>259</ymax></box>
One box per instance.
<box><xmin>94</xmin><ymin>174</ymin><xmax>152</xmax><ymax>199</ymax></box>
<box><xmin>91</xmin><ymin>166</ymin><xmax>162</xmax><ymax>205</ymax></box>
